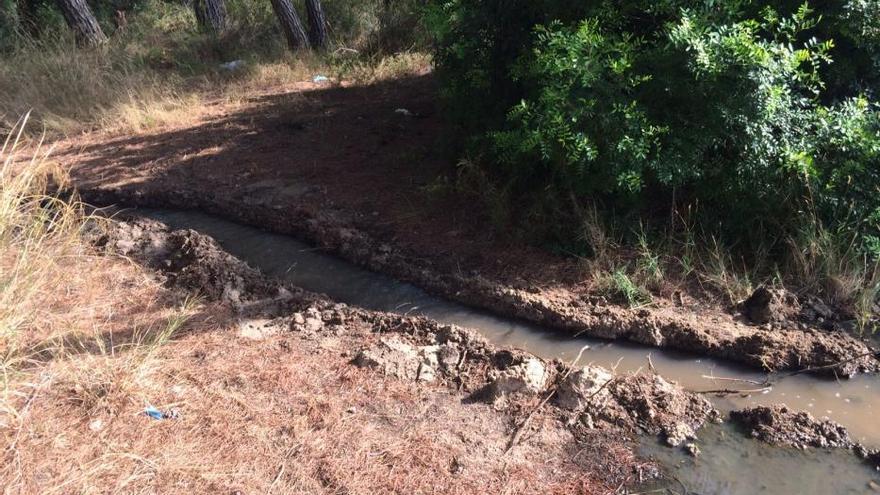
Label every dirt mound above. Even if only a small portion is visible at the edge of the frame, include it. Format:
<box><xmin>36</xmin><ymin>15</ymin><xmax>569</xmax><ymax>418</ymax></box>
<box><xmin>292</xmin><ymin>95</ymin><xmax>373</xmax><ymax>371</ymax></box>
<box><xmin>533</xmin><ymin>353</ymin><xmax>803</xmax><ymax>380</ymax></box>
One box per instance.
<box><xmin>88</xmin><ymin>216</ymin><xmax>297</xmax><ymax>311</ymax></box>
<box><xmin>598</xmin><ymin>373</ymin><xmax>721</xmax><ymax>445</ymax></box>
<box><xmin>729</xmin><ymin>404</ymin><xmax>880</xmax><ymax>469</ymax></box>
<box><xmin>742</xmin><ymin>286</ymin><xmax>801</xmax><ymax>325</ymax></box>
<box><xmin>730</xmin><ymin>405</ymin><xmax>853</xmax><ymax>450</ymax></box>
<box><xmin>352</xmin><ymin>331</ymin><xmax>720</xmax><ymax>442</ymax></box>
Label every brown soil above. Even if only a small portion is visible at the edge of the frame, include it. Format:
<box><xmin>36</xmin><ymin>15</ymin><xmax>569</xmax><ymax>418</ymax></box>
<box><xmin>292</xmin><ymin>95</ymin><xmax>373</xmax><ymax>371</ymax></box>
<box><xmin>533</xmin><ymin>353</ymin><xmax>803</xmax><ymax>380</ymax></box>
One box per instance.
<box><xmin>56</xmin><ymin>75</ymin><xmax>880</xmax><ymax>377</ymax></box>
<box><xmin>78</xmin><ymin>213</ymin><xmax>728</xmax><ymax>482</ymax></box>
<box><xmin>731</xmin><ymin>405</ymin><xmax>855</xmax><ymax>450</ymax></box>
<box><xmin>95</xmin><ymin>213</ymin><xmax>721</xmax><ymax>438</ymax></box>
<box><xmin>730</xmin><ymin>405</ymin><xmax>880</xmax><ymax>469</ymax></box>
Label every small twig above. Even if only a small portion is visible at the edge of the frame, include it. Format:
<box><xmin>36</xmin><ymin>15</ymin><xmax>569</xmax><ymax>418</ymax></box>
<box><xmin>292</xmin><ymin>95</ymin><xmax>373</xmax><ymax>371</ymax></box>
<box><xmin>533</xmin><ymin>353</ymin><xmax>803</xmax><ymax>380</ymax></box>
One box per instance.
<box><xmin>589</xmin><ymin>375</ymin><xmax>618</xmax><ymax>399</ymax></box>
<box><xmin>646</xmin><ymin>353</ymin><xmax>657</xmax><ymax>375</ymax></box>
<box><xmin>456</xmin><ymin>348</ymin><xmax>468</xmax><ymax>371</ymax></box>
<box><xmin>692</xmin><ymin>349</ymin><xmax>880</xmax><ymax>395</ymax></box>
<box><xmin>700</xmin><ymin>374</ymin><xmax>764</xmax><ymax>385</ymax></box>
<box><xmin>694</xmin><ymin>386</ymin><xmax>772</xmax><ymax>395</ymax></box>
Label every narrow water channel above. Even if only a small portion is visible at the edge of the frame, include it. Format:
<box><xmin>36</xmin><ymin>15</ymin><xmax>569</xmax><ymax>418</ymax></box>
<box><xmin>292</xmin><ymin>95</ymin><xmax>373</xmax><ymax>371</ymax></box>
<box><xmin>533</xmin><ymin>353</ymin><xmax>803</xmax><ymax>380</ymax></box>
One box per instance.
<box><xmin>142</xmin><ymin>208</ymin><xmax>880</xmax><ymax>494</ymax></box>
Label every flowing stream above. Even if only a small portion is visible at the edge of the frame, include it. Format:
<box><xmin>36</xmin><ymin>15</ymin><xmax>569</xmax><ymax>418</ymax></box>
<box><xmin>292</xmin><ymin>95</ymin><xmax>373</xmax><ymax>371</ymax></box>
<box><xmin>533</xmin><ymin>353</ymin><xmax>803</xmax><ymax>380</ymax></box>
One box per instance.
<box><xmin>142</xmin><ymin>208</ymin><xmax>880</xmax><ymax>494</ymax></box>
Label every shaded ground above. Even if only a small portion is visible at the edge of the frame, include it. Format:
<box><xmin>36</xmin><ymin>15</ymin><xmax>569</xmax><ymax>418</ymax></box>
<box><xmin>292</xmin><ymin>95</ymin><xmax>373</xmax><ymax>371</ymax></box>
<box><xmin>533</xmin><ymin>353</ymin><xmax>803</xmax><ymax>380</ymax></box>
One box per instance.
<box><xmin>57</xmin><ymin>75</ymin><xmax>574</xmax><ymax>287</ymax></box>
<box><xmin>56</xmin><ymin>75</ymin><xmax>880</xmax><ymax>376</ymax></box>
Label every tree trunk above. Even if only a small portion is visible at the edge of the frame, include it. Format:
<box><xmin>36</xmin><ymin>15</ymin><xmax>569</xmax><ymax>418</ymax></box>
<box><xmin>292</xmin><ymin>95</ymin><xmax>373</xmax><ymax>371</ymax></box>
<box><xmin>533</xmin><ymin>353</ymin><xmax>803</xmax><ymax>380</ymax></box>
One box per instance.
<box><xmin>304</xmin><ymin>0</ymin><xmax>327</xmax><ymax>49</ymax></box>
<box><xmin>269</xmin><ymin>0</ymin><xmax>309</xmax><ymax>51</ymax></box>
<box><xmin>193</xmin><ymin>0</ymin><xmax>227</xmax><ymax>33</ymax></box>
<box><xmin>55</xmin><ymin>0</ymin><xmax>106</xmax><ymax>46</ymax></box>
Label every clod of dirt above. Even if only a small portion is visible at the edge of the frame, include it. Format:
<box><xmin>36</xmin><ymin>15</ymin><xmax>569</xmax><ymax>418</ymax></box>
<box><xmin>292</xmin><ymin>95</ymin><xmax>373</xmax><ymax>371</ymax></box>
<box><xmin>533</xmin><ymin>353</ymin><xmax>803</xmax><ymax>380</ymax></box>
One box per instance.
<box><xmin>354</xmin><ymin>337</ymin><xmax>441</xmax><ymax>382</ymax></box>
<box><xmin>854</xmin><ymin>444</ymin><xmax>880</xmax><ymax>468</ymax></box>
<box><xmin>663</xmin><ymin>422</ymin><xmax>697</xmax><ymax>447</ymax></box>
<box><xmin>742</xmin><ymin>286</ymin><xmax>801</xmax><ymax>325</ymax></box>
<box><xmin>555</xmin><ymin>366</ymin><xmax>614</xmax><ymax>410</ymax></box>
<box><xmin>592</xmin><ymin>373</ymin><xmax>720</xmax><ymax>442</ymax></box>
<box><xmin>684</xmin><ymin>442</ymin><xmax>701</xmax><ymax>457</ymax></box>
<box><xmin>89</xmin><ymin>217</ymin><xmax>293</xmax><ymax>310</ymax></box>
<box><xmin>730</xmin><ymin>405</ymin><xmax>853</xmax><ymax>450</ymax></box>
<box><xmin>486</xmin><ymin>356</ymin><xmax>548</xmax><ymax>401</ymax></box>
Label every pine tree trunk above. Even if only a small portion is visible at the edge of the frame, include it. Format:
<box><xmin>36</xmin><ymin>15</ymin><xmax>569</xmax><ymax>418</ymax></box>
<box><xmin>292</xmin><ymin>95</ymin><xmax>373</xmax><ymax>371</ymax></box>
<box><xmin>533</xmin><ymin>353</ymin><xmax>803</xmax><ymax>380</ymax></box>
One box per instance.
<box><xmin>193</xmin><ymin>0</ymin><xmax>227</xmax><ymax>33</ymax></box>
<box><xmin>304</xmin><ymin>0</ymin><xmax>327</xmax><ymax>49</ymax></box>
<box><xmin>269</xmin><ymin>0</ymin><xmax>309</xmax><ymax>51</ymax></box>
<box><xmin>55</xmin><ymin>0</ymin><xmax>106</xmax><ymax>46</ymax></box>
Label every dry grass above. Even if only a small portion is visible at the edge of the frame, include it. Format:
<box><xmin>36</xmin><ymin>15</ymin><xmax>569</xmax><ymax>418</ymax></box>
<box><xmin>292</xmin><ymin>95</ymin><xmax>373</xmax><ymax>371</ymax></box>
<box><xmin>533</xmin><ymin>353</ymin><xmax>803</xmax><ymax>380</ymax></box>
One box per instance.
<box><xmin>570</xmin><ymin>202</ymin><xmax>879</xmax><ymax>323</ymax></box>
<box><xmin>4</xmin><ymin>325</ymin><xmax>616</xmax><ymax>494</ymax></box>
<box><xmin>0</xmin><ymin>32</ymin><xmax>430</xmax><ymax>139</ymax></box>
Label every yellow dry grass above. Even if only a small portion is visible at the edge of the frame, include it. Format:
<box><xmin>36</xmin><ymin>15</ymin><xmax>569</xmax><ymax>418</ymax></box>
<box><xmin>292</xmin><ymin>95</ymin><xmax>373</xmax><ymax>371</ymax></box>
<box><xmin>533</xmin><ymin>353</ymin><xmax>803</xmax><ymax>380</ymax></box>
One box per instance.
<box><xmin>0</xmin><ymin>34</ymin><xmax>430</xmax><ymax>139</ymax></box>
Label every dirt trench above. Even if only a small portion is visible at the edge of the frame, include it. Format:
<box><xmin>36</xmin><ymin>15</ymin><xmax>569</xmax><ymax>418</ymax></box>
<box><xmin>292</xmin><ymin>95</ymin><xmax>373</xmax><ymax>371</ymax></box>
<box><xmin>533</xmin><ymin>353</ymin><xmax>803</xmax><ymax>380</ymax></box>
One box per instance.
<box><xmin>77</xmin><ymin>185</ymin><xmax>879</xmax><ymax>378</ymax></box>
<box><xmin>89</xmin><ymin>214</ymin><xmax>725</xmax><ymax>470</ymax></box>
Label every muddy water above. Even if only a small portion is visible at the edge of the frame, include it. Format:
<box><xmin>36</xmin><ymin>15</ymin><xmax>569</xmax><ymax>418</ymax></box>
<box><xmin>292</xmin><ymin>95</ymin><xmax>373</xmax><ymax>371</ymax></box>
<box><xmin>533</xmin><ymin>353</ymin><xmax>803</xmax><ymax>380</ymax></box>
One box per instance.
<box><xmin>143</xmin><ymin>209</ymin><xmax>880</xmax><ymax>493</ymax></box>
<box><xmin>639</xmin><ymin>423</ymin><xmax>879</xmax><ymax>494</ymax></box>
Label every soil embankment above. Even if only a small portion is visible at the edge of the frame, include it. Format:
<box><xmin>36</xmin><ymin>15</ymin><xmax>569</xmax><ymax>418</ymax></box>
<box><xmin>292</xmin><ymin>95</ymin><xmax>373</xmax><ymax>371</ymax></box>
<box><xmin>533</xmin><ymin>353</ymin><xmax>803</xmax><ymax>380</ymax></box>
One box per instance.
<box><xmin>58</xmin><ymin>75</ymin><xmax>878</xmax><ymax>376</ymax></box>
<box><xmin>95</xmin><ymin>214</ymin><xmax>721</xmax><ymax>437</ymax></box>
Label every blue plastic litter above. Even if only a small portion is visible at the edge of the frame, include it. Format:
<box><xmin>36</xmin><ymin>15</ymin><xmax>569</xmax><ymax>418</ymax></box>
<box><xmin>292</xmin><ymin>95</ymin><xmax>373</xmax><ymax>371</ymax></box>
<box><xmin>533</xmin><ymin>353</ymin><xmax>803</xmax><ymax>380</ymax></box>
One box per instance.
<box><xmin>144</xmin><ymin>405</ymin><xmax>164</xmax><ymax>420</ymax></box>
<box><xmin>313</xmin><ymin>75</ymin><xmax>330</xmax><ymax>83</ymax></box>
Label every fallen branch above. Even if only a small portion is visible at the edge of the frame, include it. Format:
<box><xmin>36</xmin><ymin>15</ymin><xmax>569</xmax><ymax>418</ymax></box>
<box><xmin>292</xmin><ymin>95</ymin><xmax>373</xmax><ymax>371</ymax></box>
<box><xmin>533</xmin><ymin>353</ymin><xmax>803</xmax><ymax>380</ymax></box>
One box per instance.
<box><xmin>692</xmin><ymin>349</ymin><xmax>880</xmax><ymax>396</ymax></box>
<box><xmin>694</xmin><ymin>386</ymin><xmax>772</xmax><ymax>395</ymax></box>
<box><xmin>767</xmin><ymin>350</ymin><xmax>880</xmax><ymax>383</ymax></box>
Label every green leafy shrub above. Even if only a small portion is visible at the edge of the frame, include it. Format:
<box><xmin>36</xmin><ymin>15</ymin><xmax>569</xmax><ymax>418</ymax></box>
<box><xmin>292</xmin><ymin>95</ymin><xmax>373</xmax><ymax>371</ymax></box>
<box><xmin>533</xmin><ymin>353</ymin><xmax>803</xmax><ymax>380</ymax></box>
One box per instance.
<box><xmin>428</xmin><ymin>0</ymin><xmax>880</xmax><ymax>259</ymax></box>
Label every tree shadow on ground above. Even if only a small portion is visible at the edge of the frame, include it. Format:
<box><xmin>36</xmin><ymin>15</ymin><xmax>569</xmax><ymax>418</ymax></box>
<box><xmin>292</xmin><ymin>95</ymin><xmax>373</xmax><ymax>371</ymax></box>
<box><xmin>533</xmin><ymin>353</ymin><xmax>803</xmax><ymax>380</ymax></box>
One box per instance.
<box><xmin>58</xmin><ymin>73</ymin><xmax>581</xmax><ymax>287</ymax></box>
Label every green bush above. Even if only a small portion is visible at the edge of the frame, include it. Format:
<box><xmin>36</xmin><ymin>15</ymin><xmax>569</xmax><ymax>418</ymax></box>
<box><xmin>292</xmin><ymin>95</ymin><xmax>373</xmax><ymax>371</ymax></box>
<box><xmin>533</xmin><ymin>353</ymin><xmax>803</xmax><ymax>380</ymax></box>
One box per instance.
<box><xmin>428</xmin><ymin>1</ymin><xmax>880</xmax><ymax>258</ymax></box>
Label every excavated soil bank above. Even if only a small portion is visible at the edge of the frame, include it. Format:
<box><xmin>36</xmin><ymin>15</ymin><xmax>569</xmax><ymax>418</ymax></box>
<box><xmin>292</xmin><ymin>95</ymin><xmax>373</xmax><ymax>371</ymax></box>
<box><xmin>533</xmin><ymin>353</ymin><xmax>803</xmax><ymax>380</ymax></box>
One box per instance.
<box><xmin>77</xmin><ymin>186</ymin><xmax>879</xmax><ymax>378</ymax></box>
<box><xmin>88</xmin><ymin>215</ymin><xmax>723</xmax><ymax>471</ymax></box>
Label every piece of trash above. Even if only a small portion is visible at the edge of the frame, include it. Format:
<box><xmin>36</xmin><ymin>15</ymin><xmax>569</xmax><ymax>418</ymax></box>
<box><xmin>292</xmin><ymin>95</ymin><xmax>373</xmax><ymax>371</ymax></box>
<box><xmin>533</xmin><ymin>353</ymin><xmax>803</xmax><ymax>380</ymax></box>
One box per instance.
<box><xmin>144</xmin><ymin>405</ymin><xmax>180</xmax><ymax>420</ymax></box>
<box><xmin>313</xmin><ymin>75</ymin><xmax>330</xmax><ymax>83</ymax></box>
<box><xmin>89</xmin><ymin>419</ymin><xmax>104</xmax><ymax>432</ymax></box>
<box><xmin>395</xmin><ymin>108</ymin><xmax>413</xmax><ymax>117</ymax></box>
<box><xmin>144</xmin><ymin>405</ymin><xmax>164</xmax><ymax>420</ymax></box>
<box><xmin>219</xmin><ymin>60</ymin><xmax>245</xmax><ymax>71</ymax></box>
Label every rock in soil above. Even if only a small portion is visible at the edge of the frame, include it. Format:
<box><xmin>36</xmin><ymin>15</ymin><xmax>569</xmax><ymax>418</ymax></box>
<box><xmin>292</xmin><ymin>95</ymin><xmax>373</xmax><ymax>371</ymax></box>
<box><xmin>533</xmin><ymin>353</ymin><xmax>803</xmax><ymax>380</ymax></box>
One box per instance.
<box><xmin>354</xmin><ymin>337</ymin><xmax>440</xmax><ymax>382</ymax></box>
<box><xmin>555</xmin><ymin>365</ymin><xmax>614</xmax><ymax>411</ymax></box>
<box><xmin>730</xmin><ymin>405</ymin><xmax>853</xmax><ymax>450</ymax></box>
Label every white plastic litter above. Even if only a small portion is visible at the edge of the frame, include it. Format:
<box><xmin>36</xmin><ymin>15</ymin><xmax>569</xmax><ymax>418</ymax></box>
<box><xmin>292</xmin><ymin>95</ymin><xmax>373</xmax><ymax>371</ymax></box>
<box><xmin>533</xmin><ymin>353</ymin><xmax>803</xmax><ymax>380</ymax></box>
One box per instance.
<box><xmin>219</xmin><ymin>60</ymin><xmax>245</xmax><ymax>71</ymax></box>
